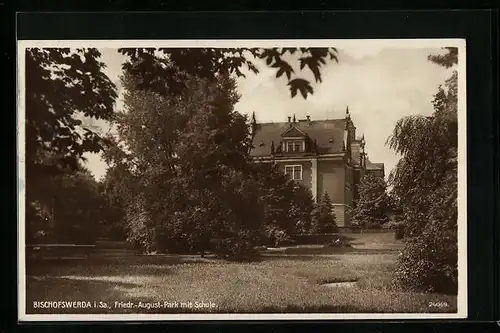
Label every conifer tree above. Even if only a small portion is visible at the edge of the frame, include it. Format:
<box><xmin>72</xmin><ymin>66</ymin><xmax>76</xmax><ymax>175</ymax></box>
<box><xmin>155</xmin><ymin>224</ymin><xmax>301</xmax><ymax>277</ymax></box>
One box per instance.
<box><xmin>351</xmin><ymin>173</ymin><xmax>390</xmax><ymax>229</ymax></box>
<box><xmin>311</xmin><ymin>192</ymin><xmax>337</xmax><ymax>233</ymax></box>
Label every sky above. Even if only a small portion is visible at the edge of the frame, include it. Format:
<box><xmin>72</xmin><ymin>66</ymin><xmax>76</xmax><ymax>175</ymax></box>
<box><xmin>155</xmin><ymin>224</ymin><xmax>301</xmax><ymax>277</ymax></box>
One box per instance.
<box><xmin>82</xmin><ymin>45</ymin><xmax>452</xmax><ymax>181</ymax></box>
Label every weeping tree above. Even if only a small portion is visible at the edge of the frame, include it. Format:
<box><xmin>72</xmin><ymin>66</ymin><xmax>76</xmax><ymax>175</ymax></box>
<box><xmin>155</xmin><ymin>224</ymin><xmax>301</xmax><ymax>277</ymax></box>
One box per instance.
<box><xmin>388</xmin><ymin>47</ymin><xmax>458</xmax><ymax>293</ymax></box>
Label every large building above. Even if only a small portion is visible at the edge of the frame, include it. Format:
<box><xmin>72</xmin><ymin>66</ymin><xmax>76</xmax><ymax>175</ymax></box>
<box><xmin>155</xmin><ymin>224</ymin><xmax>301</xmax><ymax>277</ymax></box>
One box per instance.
<box><xmin>250</xmin><ymin>107</ymin><xmax>384</xmax><ymax>228</ymax></box>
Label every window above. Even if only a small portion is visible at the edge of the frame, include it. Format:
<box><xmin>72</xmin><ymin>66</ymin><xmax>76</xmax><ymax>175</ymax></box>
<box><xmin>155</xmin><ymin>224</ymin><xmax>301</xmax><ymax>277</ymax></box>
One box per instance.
<box><xmin>284</xmin><ymin>140</ymin><xmax>303</xmax><ymax>153</ymax></box>
<box><xmin>285</xmin><ymin>165</ymin><xmax>302</xmax><ymax>180</ymax></box>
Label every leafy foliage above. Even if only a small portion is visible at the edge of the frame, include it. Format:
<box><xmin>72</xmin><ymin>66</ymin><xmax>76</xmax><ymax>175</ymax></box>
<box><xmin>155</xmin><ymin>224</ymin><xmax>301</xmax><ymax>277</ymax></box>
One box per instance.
<box><xmin>351</xmin><ymin>173</ymin><xmax>391</xmax><ymax>229</ymax></box>
<box><xmin>105</xmin><ymin>73</ymin><xmax>267</xmax><ymax>256</ymax></box>
<box><xmin>27</xmin><ymin>164</ymin><xmax>106</xmax><ymax>244</ymax></box>
<box><xmin>118</xmin><ymin>47</ymin><xmax>338</xmax><ymax>100</ymax></box>
<box><xmin>427</xmin><ymin>47</ymin><xmax>458</xmax><ymax>69</ymax></box>
<box><xmin>290</xmin><ymin>183</ymin><xmax>315</xmax><ymax>234</ymax></box>
<box><xmin>252</xmin><ymin>163</ymin><xmax>314</xmax><ymax>246</ymax></box>
<box><xmin>311</xmin><ymin>192</ymin><xmax>338</xmax><ymax>233</ymax></box>
<box><xmin>389</xmin><ymin>48</ymin><xmax>458</xmax><ymax>293</ymax></box>
<box><xmin>25</xmin><ymin>48</ymin><xmax>117</xmax><ymax>173</ymax></box>
<box><xmin>99</xmin><ymin>164</ymin><xmax>132</xmax><ymax>241</ymax></box>
<box><xmin>24</xmin><ymin>47</ymin><xmax>333</xmax><ymax>251</ymax></box>
<box><xmin>25</xmin><ymin>48</ymin><xmax>118</xmax><ymax>244</ymax></box>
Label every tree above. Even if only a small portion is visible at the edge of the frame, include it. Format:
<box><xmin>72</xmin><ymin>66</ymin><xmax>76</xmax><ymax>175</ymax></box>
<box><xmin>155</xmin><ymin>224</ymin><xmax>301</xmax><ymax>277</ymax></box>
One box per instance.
<box><xmin>106</xmin><ymin>73</ymin><xmax>265</xmax><ymax>256</ymax></box>
<box><xmin>350</xmin><ymin>173</ymin><xmax>391</xmax><ymax>229</ymax></box>
<box><xmin>27</xmin><ymin>163</ymin><xmax>106</xmax><ymax>244</ymax></box>
<box><xmin>290</xmin><ymin>183</ymin><xmax>315</xmax><ymax>234</ymax></box>
<box><xmin>427</xmin><ymin>47</ymin><xmax>458</xmax><ymax>69</ymax></box>
<box><xmin>119</xmin><ymin>47</ymin><xmax>338</xmax><ymax>100</ymax></box>
<box><xmin>25</xmin><ymin>48</ymin><xmax>117</xmax><ymax>174</ymax></box>
<box><xmin>250</xmin><ymin>162</ymin><xmax>314</xmax><ymax>246</ymax></box>
<box><xmin>99</xmin><ymin>165</ymin><xmax>130</xmax><ymax>241</ymax></box>
<box><xmin>311</xmin><ymin>192</ymin><xmax>338</xmax><ymax>233</ymax></box>
<box><xmin>388</xmin><ymin>47</ymin><xmax>458</xmax><ymax>293</ymax></box>
<box><xmin>25</xmin><ymin>48</ymin><xmax>117</xmax><ymax>245</ymax></box>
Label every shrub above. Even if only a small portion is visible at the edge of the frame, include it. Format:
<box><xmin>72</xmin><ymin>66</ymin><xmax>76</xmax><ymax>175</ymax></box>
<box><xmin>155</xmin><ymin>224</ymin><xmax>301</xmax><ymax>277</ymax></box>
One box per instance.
<box><xmin>211</xmin><ymin>230</ymin><xmax>261</xmax><ymax>259</ymax></box>
<box><xmin>395</xmin><ymin>219</ymin><xmax>457</xmax><ymax>294</ymax></box>
<box><xmin>265</xmin><ymin>225</ymin><xmax>295</xmax><ymax>247</ymax></box>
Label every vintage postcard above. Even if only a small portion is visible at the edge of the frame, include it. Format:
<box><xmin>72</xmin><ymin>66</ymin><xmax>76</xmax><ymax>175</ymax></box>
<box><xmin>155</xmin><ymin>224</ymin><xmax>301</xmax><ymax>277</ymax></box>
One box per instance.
<box><xmin>17</xmin><ymin>39</ymin><xmax>467</xmax><ymax>321</ymax></box>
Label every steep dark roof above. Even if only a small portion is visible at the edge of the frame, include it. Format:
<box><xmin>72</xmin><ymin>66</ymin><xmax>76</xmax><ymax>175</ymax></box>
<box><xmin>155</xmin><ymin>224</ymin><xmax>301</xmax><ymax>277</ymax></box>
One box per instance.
<box><xmin>250</xmin><ymin>119</ymin><xmax>346</xmax><ymax>157</ymax></box>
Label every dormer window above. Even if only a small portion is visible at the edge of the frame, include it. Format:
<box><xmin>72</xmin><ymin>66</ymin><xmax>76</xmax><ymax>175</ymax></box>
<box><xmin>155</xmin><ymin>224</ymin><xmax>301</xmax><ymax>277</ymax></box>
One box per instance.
<box><xmin>280</xmin><ymin>125</ymin><xmax>307</xmax><ymax>153</ymax></box>
<box><xmin>283</xmin><ymin>140</ymin><xmax>304</xmax><ymax>153</ymax></box>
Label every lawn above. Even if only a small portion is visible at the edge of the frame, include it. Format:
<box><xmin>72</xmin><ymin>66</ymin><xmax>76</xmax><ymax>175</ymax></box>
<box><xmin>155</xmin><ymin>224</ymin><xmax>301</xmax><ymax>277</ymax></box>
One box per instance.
<box><xmin>25</xmin><ymin>233</ymin><xmax>457</xmax><ymax>314</ymax></box>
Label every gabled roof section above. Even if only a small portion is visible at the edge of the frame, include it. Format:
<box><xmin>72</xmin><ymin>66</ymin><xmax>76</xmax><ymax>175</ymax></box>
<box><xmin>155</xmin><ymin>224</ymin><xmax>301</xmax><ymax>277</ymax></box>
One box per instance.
<box><xmin>280</xmin><ymin>125</ymin><xmax>307</xmax><ymax>138</ymax></box>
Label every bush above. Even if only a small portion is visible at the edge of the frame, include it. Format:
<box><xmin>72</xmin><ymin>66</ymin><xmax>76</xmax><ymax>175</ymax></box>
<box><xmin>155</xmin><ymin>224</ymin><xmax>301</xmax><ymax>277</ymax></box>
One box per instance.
<box><xmin>211</xmin><ymin>231</ymin><xmax>261</xmax><ymax>259</ymax></box>
<box><xmin>395</xmin><ymin>219</ymin><xmax>457</xmax><ymax>294</ymax></box>
<box><xmin>265</xmin><ymin>225</ymin><xmax>295</xmax><ymax>247</ymax></box>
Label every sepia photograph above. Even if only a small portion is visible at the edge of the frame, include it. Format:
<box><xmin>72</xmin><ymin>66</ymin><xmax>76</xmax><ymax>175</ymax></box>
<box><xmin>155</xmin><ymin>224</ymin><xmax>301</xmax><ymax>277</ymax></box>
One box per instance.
<box><xmin>17</xmin><ymin>39</ymin><xmax>466</xmax><ymax>321</ymax></box>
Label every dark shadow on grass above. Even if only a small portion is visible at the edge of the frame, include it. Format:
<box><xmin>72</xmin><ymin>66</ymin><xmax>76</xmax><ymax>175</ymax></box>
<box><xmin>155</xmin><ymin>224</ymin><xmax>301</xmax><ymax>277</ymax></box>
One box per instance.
<box><xmin>26</xmin><ymin>255</ymin><xmax>224</xmax><ymax>277</ymax></box>
<box><xmin>26</xmin><ymin>259</ymin><xmax>177</xmax><ymax>278</ymax></box>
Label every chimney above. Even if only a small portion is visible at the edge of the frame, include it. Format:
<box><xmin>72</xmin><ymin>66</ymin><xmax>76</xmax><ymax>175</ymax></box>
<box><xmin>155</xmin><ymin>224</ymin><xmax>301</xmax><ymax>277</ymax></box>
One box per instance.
<box><xmin>287</xmin><ymin>116</ymin><xmax>291</xmax><ymax>123</ymax></box>
<box><xmin>306</xmin><ymin>115</ymin><xmax>311</xmax><ymax>125</ymax></box>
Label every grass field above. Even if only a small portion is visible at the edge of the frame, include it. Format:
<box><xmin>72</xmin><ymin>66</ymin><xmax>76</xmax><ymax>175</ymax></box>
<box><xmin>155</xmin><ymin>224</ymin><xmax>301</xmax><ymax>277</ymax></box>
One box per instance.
<box><xmin>25</xmin><ymin>233</ymin><xmax>457</xmax><ymax>314</ymax></box>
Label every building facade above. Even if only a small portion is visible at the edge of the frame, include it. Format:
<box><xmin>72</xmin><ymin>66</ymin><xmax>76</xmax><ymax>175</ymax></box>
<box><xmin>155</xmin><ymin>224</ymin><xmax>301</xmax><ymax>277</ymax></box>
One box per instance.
<box><xmin>250</xmin><ymin>107</ymin><xmax>384</xmax><ymax>228</ymax></box>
